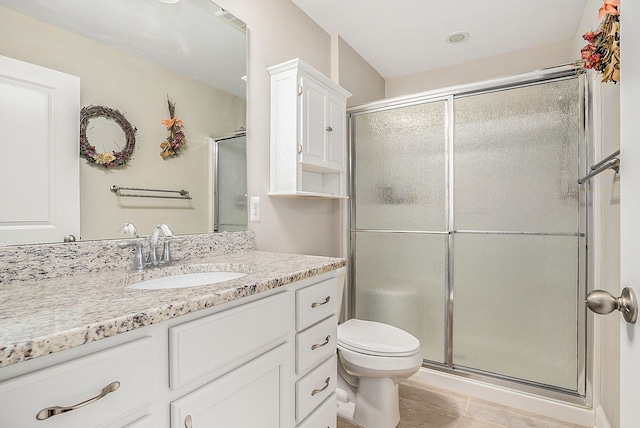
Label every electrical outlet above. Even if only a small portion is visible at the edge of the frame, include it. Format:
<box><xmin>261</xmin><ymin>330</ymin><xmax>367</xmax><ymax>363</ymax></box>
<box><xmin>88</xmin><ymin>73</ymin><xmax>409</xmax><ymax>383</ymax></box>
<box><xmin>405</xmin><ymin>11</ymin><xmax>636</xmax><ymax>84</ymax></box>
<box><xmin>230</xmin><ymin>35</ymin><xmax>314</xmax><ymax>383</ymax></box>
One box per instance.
<box><xmin>250</xmin><ymin>197</ymin><xmax>260</xmax><ymax>222</ymax></box>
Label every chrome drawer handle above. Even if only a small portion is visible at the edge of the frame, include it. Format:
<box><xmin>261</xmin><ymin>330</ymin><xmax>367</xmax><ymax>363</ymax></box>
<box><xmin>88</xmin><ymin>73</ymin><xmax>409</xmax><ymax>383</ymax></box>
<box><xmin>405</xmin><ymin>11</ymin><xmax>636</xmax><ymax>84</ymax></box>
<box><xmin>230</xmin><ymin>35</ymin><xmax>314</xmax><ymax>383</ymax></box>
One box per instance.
<box><xmin>311</xmin><ymin>377</ymin><xmax>331</xmax><ymax>396</ymax></box>
<box><xmin>311</xmin><ymin>296</ymin><xmax>330</xmax><ymax>308</ymax></box>
<box><xmin>185</xmin><ymin>415</ymin><xmax>193</xmax><ymax>428</ymax></box>
<box><xmin>36</xmin><ymin>381</ymin><xmax>120</xmax><ymax>420</ymax></box>
<box><xmin>311</xmin><ymin>335</ymin><xmax>331</xmax><ymax>351</ymax></box>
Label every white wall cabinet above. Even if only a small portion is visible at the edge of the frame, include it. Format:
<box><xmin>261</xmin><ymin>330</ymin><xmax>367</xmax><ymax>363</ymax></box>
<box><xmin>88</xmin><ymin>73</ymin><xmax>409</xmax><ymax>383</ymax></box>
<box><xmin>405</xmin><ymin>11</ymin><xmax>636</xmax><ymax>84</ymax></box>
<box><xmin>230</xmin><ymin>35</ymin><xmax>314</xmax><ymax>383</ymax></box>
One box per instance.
<box><xmin>269</xmin><ymin>58</ymin><xmax>351</xmax><ymax>198</ymax></box>
<box><xmin>0</xmin><ymin>272</ymin><xmax>339</xmax><ymax>428</ymax></box>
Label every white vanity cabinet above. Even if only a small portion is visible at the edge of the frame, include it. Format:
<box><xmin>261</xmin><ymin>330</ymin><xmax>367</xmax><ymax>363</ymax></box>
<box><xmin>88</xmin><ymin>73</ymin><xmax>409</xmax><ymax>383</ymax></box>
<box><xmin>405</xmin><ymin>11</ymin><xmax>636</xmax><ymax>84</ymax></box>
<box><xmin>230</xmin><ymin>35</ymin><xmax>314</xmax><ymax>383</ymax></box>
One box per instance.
<box><xmin>0</xmin><ymin>338</ymin><xmax>153</xmax><ymax>427</ymax></box>
<box><xmin>168</xmin><ymin>292</ymin><xmax>293</xmax><ymax>428</ymax></box>
<box><xmin>269</xmin><ymin>58</ymin><xmax>351</xmax><ymax>198</ymax></box>
<box><xmin>293</xmin><ymin>278</ymin><xmax>338</xmax><ymax>428</ymax></box>
<box><xmin>0</xmin><ymin>271</ymin><xmax>340</xmax><ymax>428</ymax></box>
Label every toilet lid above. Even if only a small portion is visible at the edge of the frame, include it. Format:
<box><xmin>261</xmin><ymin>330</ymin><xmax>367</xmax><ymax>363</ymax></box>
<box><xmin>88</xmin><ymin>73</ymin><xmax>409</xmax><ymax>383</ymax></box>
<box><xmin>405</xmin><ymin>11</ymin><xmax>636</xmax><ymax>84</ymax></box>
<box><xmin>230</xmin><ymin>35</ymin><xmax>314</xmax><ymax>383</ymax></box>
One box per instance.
<box><xmin>337</xmin><ymin>319</ymin><xmax>420</xmax><ymax>357</ymax></box>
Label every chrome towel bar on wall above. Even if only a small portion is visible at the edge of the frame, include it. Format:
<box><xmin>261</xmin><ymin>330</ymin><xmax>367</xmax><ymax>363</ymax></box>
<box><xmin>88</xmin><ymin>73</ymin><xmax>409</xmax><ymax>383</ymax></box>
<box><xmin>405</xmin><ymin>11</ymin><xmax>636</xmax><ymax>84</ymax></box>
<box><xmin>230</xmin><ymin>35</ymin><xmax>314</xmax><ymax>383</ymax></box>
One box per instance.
<box><xmin>577</xmin><ymin>149</ymin><xmax>620</xmax><ymax>184</ymax></box>
<box><xmin>110</xmin><ymin>185</ymin><xmax>192</xmax><ymax>200</ymax></box>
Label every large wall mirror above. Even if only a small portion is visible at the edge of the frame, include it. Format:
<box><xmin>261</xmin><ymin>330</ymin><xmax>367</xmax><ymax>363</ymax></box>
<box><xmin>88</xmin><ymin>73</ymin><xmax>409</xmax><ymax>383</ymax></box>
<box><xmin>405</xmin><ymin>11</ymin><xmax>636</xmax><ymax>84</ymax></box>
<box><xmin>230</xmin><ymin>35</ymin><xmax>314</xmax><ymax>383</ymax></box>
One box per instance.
<box><xmin>0</xmin><ymin>0</ymin><xmax>247</xmax><ymax>245</ymax></box>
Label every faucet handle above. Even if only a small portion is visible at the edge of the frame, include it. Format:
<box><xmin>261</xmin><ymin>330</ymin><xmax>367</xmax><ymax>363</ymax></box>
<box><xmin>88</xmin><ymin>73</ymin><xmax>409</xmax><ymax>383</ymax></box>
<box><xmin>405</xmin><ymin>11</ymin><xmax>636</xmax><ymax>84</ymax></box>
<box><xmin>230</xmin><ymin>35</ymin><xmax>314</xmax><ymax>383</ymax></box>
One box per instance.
<box><xmin>161</xmin><ymin>237</ymin><xmax>184</xmax><ymax>265</ymax></box>
<box><xmin>117</xmin><ymin>241</ymin><xmax>145</xmax><ymax>270</ymax></box>
<box><xmin>119</xmin><ymin>222</ymin><xmax>139</xmax><ymax>237</ymax></box>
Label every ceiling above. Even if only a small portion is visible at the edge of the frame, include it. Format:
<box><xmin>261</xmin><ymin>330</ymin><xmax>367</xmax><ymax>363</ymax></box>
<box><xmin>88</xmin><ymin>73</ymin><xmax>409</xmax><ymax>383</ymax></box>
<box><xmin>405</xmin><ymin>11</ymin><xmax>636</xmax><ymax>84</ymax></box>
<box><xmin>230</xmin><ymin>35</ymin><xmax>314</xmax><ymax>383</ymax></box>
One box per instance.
<box><xmin>0</xmin><ymin>0</ymin><xmax>246</xmax><ymax>97</ymax></box>
<box><xmin>292</xmin><ymin>0</ymin><xmax>588</xmax><ymax>79</ymax></box>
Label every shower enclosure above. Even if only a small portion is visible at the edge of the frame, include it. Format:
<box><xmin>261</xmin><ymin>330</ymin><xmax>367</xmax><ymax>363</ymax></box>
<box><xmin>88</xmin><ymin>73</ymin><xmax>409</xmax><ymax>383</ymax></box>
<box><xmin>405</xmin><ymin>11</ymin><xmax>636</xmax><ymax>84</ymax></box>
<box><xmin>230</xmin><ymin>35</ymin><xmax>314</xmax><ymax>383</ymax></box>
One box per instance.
<box><xmin>214</xmin><ymin>133</ymin><xmax>247</xmax><ymax>232</ymax></box>
<box><xmin>349</xmin><ymin>67</ymin><xmax>589</xmax><ymax>402</ymax></box>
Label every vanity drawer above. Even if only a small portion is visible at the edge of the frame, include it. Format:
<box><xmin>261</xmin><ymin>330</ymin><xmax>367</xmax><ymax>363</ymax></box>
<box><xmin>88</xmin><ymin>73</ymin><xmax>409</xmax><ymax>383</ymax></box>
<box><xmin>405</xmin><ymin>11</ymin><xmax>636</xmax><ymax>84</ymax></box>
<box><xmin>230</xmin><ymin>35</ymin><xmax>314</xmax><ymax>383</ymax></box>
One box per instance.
<box><xmin>296</xmin><ymin>355</ymin><xmax>337</xmax><ymax>422</ymax></box>
<box><xmin>169</xmin><ymin>291</ymin><xmax>291</xmax><ymax>389</ymax></box>
<box><xmin>296</xmin><ymin>315</ymin><xmax>337</xmax><ymax>375</ymax></box>
<box><xmin>0</xmin><ymin>338</ymin><xmax>152</xmax><ymax>428</ymax></box>
<box><xmin>296</xmin><ymin>278</ymin><xmax>337</xmax><ymax>331</ymax></box>
<box><xmin>297</xmin><ymin>394</ymin><xmax>337</xmax><ymax>428</ymax></box>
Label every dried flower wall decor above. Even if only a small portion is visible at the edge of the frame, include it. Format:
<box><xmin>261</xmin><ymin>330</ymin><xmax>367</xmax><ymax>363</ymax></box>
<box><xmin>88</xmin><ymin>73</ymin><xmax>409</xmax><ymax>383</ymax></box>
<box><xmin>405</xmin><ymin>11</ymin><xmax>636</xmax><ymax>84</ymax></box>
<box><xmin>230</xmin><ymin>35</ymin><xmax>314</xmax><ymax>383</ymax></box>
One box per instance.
<box><xmin>579</xmin><ymin>0</ymin><xmax>620</xmax><ymax>83</ymax></box>
<box><xmin>80</xmin><ymin>105</ymin><xmax>137</xmax><ymax>168</ymax></box>
<box><xmin>160</xmin><ymin>96</ymin><xmax>186</xmax><ymax>159</ymax></box>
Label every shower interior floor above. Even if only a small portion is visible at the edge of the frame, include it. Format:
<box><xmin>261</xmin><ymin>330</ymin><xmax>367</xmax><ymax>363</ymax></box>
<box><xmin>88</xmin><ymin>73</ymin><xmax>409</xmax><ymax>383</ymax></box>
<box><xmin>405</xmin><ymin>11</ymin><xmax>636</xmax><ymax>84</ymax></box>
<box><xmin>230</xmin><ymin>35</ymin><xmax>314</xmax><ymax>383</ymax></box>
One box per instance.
<box><xmin>336</xmin><ymin>379</ymin><xmax>589</xmax><ymax>428</ymax></box>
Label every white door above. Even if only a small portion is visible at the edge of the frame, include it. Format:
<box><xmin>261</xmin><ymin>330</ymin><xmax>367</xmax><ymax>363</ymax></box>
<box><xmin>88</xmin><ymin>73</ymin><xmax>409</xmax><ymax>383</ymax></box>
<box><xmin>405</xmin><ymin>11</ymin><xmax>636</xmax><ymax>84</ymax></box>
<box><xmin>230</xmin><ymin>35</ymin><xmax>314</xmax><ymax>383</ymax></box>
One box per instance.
<box><xmin>619</xmin><ymin>2</ymin><xmax>640</xmax><ymax>425</ymax></box>
<box><xmin>0</xmin><ymin>55</ymin><xmax>80</xmax><ymax>245</ymax></box>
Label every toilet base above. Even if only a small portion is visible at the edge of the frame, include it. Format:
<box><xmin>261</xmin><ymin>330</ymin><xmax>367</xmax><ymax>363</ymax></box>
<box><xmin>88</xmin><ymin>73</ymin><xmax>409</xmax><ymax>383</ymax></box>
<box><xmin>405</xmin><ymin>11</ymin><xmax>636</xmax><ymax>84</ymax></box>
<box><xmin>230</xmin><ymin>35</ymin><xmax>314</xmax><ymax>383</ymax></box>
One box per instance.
<box><xmin>337</xmin><ymin>375</ymin><xmax>400</xmax><ymax>428</ymax></box>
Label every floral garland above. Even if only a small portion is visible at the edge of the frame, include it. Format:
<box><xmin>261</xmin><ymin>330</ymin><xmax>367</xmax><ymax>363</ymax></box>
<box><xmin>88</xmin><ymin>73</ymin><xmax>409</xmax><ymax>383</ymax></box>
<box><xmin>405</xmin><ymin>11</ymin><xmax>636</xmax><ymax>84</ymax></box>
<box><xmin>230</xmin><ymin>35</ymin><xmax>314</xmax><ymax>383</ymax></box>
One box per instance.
<box><xmin>579</xmin><ymin>0</ymin><xmax>620</xmax><ymax>83</ymax></box>
<box><xmin>79</xmin><ymin>105</ymin><xmax>137</xmax><ymax>168</ymax></box>
<box><xmin>160</xmin><ymin>96</ymin><xmax>186</xmax><ymax>159</ymax></box>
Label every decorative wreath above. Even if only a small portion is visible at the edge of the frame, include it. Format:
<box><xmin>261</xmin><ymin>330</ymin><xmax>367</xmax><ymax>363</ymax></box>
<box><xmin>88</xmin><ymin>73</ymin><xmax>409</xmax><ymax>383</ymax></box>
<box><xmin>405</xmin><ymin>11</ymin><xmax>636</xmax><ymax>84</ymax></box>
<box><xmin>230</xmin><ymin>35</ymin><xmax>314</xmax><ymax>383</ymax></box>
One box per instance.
<box><xmin>160</xmin><ymin>96</ymin><xmax>186</xmax><ymax>159</ymax></box>
<box><xmin>80</xmin><ymin>105</ymin><xmax>137</xmax><ymax>167</ymax></box>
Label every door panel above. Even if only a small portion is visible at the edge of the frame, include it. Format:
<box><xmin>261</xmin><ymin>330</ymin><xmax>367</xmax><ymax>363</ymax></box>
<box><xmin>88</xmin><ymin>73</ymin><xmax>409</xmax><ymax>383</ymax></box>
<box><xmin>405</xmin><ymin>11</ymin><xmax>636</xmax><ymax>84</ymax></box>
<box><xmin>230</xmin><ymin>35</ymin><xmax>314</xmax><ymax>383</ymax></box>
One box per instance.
<box><xmin>0</xmin><ymin>55</ymin><xmax>80</xmax><ymax>245</ymax></box>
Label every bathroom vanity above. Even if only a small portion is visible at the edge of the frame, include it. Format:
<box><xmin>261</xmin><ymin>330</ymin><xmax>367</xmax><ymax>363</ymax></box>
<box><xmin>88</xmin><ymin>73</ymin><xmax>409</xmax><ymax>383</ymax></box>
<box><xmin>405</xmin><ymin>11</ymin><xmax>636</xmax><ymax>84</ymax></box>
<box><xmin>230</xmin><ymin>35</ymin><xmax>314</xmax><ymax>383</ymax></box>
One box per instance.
<box><xmin>0</xmin><ymin>233</ymin><xmax>343</xmax><ymax>427</ymax></box>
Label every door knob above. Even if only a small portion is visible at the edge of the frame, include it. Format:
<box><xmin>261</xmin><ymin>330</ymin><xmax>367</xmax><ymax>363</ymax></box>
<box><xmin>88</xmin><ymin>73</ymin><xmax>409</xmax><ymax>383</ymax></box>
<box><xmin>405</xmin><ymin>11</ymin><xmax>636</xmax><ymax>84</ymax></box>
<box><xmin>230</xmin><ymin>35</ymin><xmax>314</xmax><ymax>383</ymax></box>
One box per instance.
<box><xmin>586</xmin><ymin>287</ymin><xmax>638</xmax><ymax>323</ymax></box>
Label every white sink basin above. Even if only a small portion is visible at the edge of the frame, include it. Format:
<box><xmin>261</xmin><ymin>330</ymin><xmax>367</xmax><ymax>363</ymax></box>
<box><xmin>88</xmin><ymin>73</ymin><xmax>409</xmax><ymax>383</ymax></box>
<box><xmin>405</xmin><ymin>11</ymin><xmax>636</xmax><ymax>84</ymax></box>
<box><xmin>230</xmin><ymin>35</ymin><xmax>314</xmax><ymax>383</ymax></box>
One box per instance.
<box><xmin>124</xmin><ymin>264</ymin><xmax>249</xmax><ymax>290</ymax></box>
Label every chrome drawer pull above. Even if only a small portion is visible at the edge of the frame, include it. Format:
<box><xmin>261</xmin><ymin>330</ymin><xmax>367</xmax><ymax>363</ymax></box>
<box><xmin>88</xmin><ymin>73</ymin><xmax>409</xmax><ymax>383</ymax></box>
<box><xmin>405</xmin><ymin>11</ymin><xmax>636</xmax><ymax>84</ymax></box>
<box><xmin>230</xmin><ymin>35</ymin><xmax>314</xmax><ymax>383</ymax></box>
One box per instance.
<box><xmin>311</xmin><ymin>377</ymin><xmax>331</xmax><ymax>396</ymax></box>
<box><xmin>185</xmin><ymin>415</ymin><xmax>193</xmax><ymax>428</ymax></box>
<box><xmin>311</xmin><ymin>296</ymin><xmax>330</xmax><ymax>308</ymax></box>
<box><xmin>35</xmin><ymin>381</ymin><xmax>120</xmax><ymax>420</ymax></box>
<box><xmin>311</xmin><ymin>335</ymin><xmax>331</xmax><ymax>351</ymax></box>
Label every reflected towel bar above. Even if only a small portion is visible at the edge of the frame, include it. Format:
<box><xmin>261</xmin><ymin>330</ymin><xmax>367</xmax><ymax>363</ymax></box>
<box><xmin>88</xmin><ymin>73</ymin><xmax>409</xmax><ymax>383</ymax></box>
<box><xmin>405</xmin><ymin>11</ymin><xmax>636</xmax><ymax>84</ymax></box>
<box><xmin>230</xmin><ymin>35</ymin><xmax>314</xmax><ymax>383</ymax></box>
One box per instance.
<box><xmin>110</xmin><ymin>185</ymin><xmax>192</xmax><ymax>200</ymax></box>
<box><xmin>577</xmin><ymin>149</ymin><xmax>620</xmax><ymax>184</ymax></box>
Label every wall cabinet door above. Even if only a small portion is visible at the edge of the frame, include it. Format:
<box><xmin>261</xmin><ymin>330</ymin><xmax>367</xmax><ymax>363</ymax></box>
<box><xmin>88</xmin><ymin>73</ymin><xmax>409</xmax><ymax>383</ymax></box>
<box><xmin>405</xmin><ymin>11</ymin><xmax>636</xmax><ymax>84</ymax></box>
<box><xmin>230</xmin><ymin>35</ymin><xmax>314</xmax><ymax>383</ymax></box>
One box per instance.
<box><xmin>300</xmin><ymin>74</ymin><xmax>328</xmax><ymax>169</ymax></box>
<box><xmin>171</xmin><ymin>343</ymin><xmax>291</xmax><ymax>428</ymax></box>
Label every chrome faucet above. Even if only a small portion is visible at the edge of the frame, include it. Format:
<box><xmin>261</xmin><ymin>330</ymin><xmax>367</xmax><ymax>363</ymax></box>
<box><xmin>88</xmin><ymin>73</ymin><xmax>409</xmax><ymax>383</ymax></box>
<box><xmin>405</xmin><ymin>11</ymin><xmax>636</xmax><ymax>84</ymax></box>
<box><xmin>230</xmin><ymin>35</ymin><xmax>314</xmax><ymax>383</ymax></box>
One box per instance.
<box><xmin>118</xmin><ymin>222</ymin><xmax>145</xmax><ymax>270</ymax></box>
<box><xmin>148</xmin><ymin>223</ymin><xmax>175</xmax><ymax>266</ymax></box>
<box><xmin>118</xmin><ymin>222</ymin><xmax>180</xmax><ymax>270</ymax></box>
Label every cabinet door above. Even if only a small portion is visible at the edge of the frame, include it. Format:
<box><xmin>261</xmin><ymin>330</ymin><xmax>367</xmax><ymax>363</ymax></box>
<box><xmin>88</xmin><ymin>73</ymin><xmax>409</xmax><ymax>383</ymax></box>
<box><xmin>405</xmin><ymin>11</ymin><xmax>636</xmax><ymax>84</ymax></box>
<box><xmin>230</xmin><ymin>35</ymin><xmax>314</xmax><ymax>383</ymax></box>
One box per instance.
<box><xmin>300</xmin><ymin>75</ymin><xmax>327</xmax><ymax>169</ymax></box>
<box><xmin>327</xmin><ymin>92</ymin><xmax>346</xmax><ymax>172</ymax></box>
<box><xmin>171</xmin><ymin>343</ymin><xmax>291</xmax><ymax>428</ymax></box>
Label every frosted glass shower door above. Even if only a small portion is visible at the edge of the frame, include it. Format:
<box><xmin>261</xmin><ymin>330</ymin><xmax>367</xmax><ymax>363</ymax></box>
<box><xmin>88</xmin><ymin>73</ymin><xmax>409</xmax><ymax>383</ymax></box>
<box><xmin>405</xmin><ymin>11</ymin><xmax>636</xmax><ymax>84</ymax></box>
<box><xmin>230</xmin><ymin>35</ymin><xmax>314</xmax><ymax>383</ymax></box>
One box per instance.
<box><xmin>352</xmin><ymin>101</ymin><xmax>448</xmax><ymax>363</ymax></box>
<box><xmin>216</xmin><ymin>136</ymin><xmax>247</xmax><ymax>232</ymax></box>
<box><xmin>452</xmin><ymin>78</ymin><xmax>582</xmax><ymax>391</ymax></box>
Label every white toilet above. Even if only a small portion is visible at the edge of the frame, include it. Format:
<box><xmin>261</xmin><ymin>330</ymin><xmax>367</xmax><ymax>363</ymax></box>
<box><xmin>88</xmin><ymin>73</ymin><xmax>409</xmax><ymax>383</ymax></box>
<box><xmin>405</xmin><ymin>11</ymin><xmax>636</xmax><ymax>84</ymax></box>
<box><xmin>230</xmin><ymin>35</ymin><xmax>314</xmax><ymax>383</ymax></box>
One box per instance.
<box><xmin>335</xmin><ymin>268</ymin><xmax>422</xmax><ymax>428</ymax></box>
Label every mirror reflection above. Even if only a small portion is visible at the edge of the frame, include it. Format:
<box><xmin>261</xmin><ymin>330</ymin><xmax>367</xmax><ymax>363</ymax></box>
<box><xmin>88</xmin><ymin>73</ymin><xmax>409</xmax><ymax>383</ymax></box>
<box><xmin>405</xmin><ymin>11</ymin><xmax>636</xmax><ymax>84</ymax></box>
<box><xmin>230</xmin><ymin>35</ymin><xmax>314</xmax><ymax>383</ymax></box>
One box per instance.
<box><xmin>0</xmin><ymin>0</ymin><xmax>247</xmax><ymax>245</ymax></box>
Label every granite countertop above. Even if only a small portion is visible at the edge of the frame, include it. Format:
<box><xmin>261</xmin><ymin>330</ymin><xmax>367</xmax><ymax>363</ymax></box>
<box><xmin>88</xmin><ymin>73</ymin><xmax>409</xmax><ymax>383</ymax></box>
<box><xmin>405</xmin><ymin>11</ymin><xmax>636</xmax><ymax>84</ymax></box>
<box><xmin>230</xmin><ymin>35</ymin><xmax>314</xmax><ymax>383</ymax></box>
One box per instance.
<box><xmin>0</xmin><ymin>251</ymin><xmax>345</xmax><ymax>368</ymax></box>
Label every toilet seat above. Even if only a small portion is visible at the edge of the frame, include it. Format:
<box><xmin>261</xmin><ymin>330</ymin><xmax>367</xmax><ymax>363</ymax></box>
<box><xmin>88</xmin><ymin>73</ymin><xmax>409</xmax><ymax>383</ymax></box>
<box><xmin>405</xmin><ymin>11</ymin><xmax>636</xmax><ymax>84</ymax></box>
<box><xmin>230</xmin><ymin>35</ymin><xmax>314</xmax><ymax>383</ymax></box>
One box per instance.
<box><xmin>338</xmin><ymin>319</ymin><xmax>420</xmax><ymax>357</ymax></box>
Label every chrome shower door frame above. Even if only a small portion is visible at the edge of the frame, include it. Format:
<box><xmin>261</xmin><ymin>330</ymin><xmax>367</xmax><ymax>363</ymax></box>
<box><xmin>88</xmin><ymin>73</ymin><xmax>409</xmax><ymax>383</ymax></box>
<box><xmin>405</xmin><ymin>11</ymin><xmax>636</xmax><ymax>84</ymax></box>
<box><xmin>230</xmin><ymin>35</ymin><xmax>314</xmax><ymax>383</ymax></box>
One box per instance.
<box><xmin>348</xmin><ymin>65</ymin><xmax>591</xmax><ymax>406</ymax></box>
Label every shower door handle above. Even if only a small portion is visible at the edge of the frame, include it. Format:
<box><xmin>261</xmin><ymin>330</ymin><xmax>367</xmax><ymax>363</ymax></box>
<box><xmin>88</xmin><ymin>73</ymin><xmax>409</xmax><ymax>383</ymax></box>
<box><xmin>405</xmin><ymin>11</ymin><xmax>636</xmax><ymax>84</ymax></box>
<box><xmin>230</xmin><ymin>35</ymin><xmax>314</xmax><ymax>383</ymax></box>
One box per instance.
<box><xmin>586</xmin><ymin>287</ymin><xmax>638</xmax><ymax>323</ymax></box>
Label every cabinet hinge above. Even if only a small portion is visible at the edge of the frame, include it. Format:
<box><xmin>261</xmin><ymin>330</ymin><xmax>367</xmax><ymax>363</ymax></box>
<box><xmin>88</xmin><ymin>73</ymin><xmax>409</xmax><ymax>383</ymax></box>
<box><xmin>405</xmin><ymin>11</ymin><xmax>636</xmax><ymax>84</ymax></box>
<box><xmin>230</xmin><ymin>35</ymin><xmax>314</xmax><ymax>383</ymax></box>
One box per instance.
<box><xmin>298</xmin><ymin>86</ymin><xmax>303</xmax><ymax>96</ymax></box>
<box><xmin>297</xmin><ymin>144</ymin><xmax>303</xmax><ymax>154</ymax></box>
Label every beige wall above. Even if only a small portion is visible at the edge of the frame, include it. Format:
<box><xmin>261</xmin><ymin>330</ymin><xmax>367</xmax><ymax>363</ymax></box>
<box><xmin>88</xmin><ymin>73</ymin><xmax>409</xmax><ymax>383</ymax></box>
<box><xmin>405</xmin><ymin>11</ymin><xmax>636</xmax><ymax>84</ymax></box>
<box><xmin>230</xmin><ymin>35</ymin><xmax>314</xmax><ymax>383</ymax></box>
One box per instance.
<box><xmin>215</xmin><ymin>0</ymin><xmax>343</xmax><ymax>256</ymax></box>
<box><xmin>333</xmin><ymin>36</ymin><xmax>386</xmax><ymax>107</ymax></box>
<box><xmin>385</xmin><ymin>40</ymin><xmax>575</xmax><ymax>98</ymax></box>
<box><xmin>0</xmin><ymin>6</ymin><xmax>246</xmax><ymax>240</ymax></box>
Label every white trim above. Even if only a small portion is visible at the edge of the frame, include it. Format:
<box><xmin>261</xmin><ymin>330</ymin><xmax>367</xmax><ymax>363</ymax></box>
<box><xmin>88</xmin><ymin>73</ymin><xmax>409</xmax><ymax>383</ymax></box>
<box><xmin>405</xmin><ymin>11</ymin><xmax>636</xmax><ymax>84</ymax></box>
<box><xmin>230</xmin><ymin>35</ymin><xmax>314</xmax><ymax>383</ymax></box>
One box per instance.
<box><xmin>410</xmin><ymin>368</ymin><xmax>595</xmax><ymax>427</ymax></box>
<box><xmin>595</xmin><ymin>405</ymin><xmax>612</xmax><ymax>428</ymax></box>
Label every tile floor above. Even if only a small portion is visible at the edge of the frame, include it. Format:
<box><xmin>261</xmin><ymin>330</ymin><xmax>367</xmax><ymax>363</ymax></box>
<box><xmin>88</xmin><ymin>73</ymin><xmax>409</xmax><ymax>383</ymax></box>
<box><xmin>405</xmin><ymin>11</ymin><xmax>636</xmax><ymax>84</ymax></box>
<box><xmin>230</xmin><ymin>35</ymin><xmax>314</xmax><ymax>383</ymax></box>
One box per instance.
<box><xmin>337</xmin><ymin>380</ymin><xmax>589</xmax><ymax>428</ymax></box>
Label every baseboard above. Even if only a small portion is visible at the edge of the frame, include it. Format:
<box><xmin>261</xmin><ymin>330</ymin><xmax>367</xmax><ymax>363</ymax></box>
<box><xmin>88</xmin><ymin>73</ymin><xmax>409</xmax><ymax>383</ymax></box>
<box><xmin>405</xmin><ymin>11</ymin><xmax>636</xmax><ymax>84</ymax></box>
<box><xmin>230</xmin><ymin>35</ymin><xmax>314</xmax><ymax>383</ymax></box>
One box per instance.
<box><xmin>595</xmin><ymin>405</ymin><xmax>612</xmax><ymax>428</ymax></box>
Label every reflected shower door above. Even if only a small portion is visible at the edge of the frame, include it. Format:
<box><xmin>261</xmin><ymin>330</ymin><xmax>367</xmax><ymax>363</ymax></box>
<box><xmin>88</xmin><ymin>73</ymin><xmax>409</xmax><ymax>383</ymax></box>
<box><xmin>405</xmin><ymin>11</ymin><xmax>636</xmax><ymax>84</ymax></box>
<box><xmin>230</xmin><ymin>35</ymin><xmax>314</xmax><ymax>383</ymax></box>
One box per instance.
<box><xmin>352</xmin><ymin>100</ymin><xmax>448</xmax><ymax>362</ymax></box>
<box><xmin>452</xmin><ymin>78</ymin><xmax>582</xmax><ymax>390</ymax></box>
<box><xmin>216</xmin><ymin>136</ymin><xmax>247</xmax><ymax>232</ymax></box>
